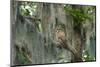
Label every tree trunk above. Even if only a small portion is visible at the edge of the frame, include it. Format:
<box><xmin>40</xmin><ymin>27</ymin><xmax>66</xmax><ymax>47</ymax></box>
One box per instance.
<box><xmin>72</xmin><ymin>5</ymin><xmax>82</xmax><ymax>61</ymax></box>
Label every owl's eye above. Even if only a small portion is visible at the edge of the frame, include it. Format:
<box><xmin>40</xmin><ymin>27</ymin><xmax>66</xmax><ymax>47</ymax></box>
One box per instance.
<box><xmin>56</xmin><ymin>30</ymin><xmax>59</xmax><ymax>33</ymax></box>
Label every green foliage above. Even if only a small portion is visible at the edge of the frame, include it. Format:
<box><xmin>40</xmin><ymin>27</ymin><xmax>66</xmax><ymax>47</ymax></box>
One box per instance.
<box><xmin>64</xmin><ymin>5</ymin><xmax>95</xmax><ymax>33</ymax></box>
<box><xmin>82</xmin><ymin>50</ymin><xmax>95</xmax><ymax>61</ymax></box>
<box><xmin>19</xmin><ymin>2</ymin><xmax>37</xmax><ymax>16</ymax></box>
<box><xmin>16</xmin><ymin>51</ymin><xmax>30</xmax><ymax>64</ymax></box>
<box><xmin>64</xmin><ymin>5</ymin><xmax>94</xmax><ymax>24</ymax></box>
<box><xmin>15</xmin><ymin>45</ymin><xmax>31</xmax><ymax>64</ymax></box>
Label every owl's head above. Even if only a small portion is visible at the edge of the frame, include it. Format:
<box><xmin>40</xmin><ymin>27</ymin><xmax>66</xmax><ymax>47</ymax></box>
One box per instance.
<box><xmin>55</xmin><ymin>25</ymin><xmax>66</xmax><ymax>43</ymax></box>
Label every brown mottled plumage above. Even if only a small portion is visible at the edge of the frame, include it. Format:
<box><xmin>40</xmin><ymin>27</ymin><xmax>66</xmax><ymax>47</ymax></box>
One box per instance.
<box><xmin>55</xmin><ymin>29</ymin><xmax>82</xmax><ymax>62</ymax></box>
